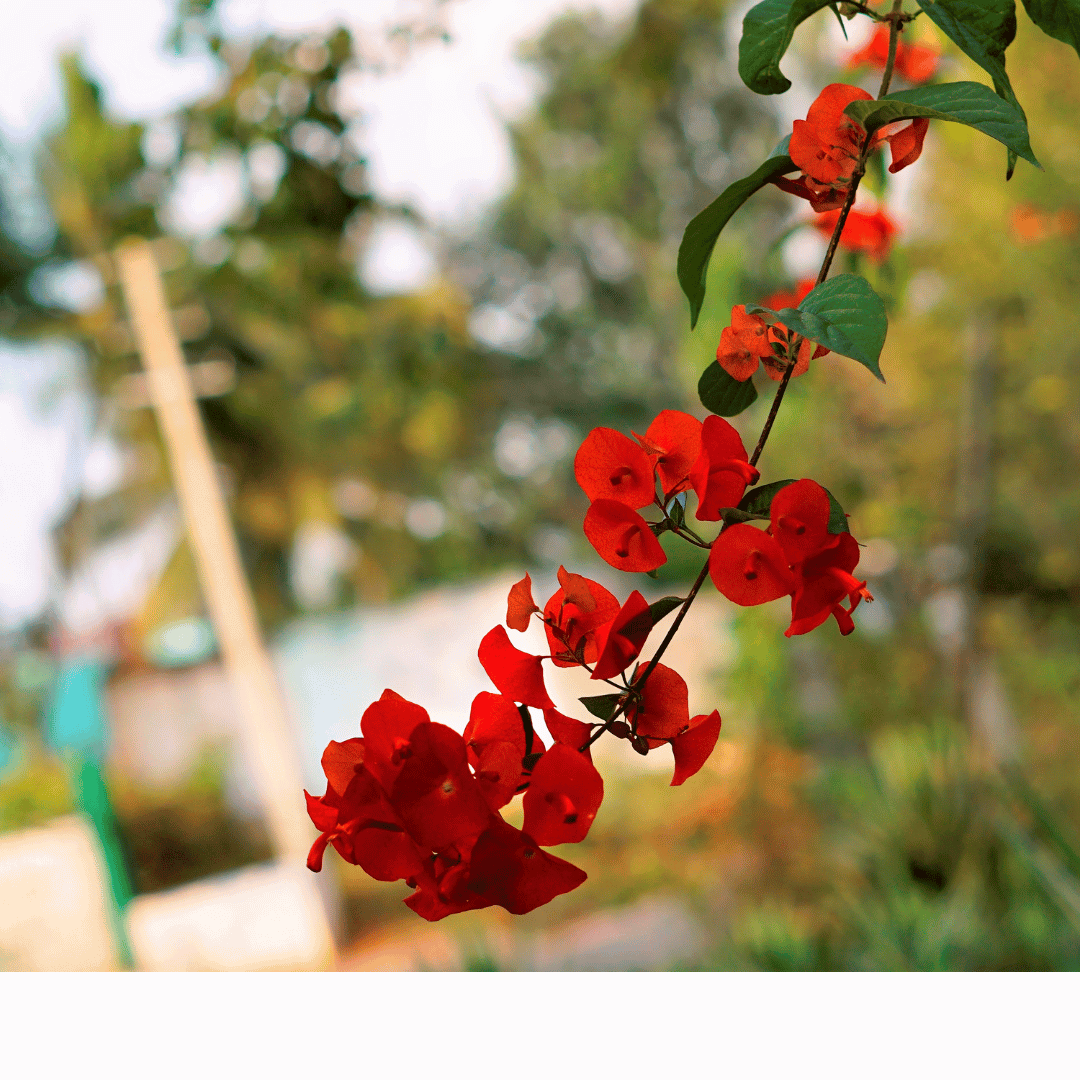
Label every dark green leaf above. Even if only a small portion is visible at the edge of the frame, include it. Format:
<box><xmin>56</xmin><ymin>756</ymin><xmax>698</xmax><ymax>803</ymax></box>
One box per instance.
<box><xmin>738</xmin><ymin>0</ymin><xmax>834</xmax><ymax>95</ymax></box>
<box><xmin>698</xmin><ymin>361</ymin><xmax>759</xmax><ymax>416</ymax></box>
<box><xmin>1021</xmin><ymin>0</ymin><xmax>1080</xmax><ymax>61</ymax></box>
<box><xmin>737</xmin><ymin>478</ymin><xmax>850</xmax><ymax>534</ymax></box>
<box><xmin>580</xmin><ymin>694</ymin><xmax>623</xmax><ymax>721</ymax></box>
<box><xmin>892</xmin><ymin>2</ymin><xmax>1025</xmax><ymax>176</ymax></box>
<box><xmin>718</xmin><ymin>507</ymin><xmax>769</xmax><ymax>525</ymax></box>
<box><xmin>647</xmin><ymin>596</ymin><xmax>685</xmax><ymax>624</ymax></box>
<box><xmin>678</xmin><ymin>153</ymin><xmax>796</xmax><ymax>328</ymax></box>
<box><xmin>747</xmin><ymin>273</ymin><xmax>888</xmax><ymax>382</ymax></box>
<box><xmin>844</xmin><ymin>82</ymin><xmax>1040</xmax><ymax>169</ymax></box>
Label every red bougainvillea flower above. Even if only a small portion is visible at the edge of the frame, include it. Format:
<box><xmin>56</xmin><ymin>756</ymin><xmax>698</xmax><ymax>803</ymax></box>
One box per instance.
<box><xmin>771</xmin><ymin>172</ymin><xmax>850</xmax><ymax>213</ymax></box>
<box><xmin>689</xmin><ymin>416</ymin><xmax>759</xmax><ymax>522</ymax></box>
<box><xmin>478</xmin><ymin>625</ymin><xmax>554</xmax><ymax>709</ymax></box>
<box><xmin>304</xmin><ymin>768</ymin><xmax>424</xmax><ymax>881</ymax></box>
<box><xmin>583</xmin><ymin>499</ymin><xmax>667</xmax><ymax>573</ymax></box>
<box><xmin>591</xmin><ymin>590</ymin><xmax>652</xmax><ymax>680</ymax></box>
<box><xmin>522</xmin><ymin>743</ymin><xmax>604</xmax><ymax>846</ymax></box>
<box><xmin>574</xmin><ymin>427</ymin><xmax>656</xmax><ymax>509</ymax></box>
<box><xmin>846</xmin><ymin>24</ymin><xmax>939</xmax><ymax>85</ymax></box>
<box><xmin>633</xmin><ymin>410</ymin><xmax>703</xmax><ymax>498</ymax></box>
<box><xmin>543</xmin><ymin>566</ymin><xmax>620</xmax><ymax>667</ymax></box>
<box><xmin>788</xmin><ymin>84</ymin><xmax>928</xmax><ymax>206</ymax></box>
<box><xmin>463</xmin><ymin>818</ymin><xmax>587</xmax><ymax>916</ymax></box>
<box><xmin>790</xmin><ymin>83</ymin><xmax>873</xmax><ymax>190</ymax></box>
<box><xmin>708</xmin><ymin>523</ymin><xmax>797</xmax><ymax>606</ymax></box>
<box><xmin>627</xmin><ymin>662</ymin><xmax>690</xmax><ymax>741</ymax></box>
<box><xmin>716</xmin><ymin>304</ymin><xmax>775</xmax><ymax>381</ymax></box>
<box><xmin>389</xmin><ymin>722</ymin><xmax>493</xmax><ymax>852</ymax></box>
<box><xmin>786</xmin><ymin>532</ymin><xmax>873</xmax><ymax>637</ymax></box>
<box><xmin>769</xmin><ymin>479</ymin><xmax>842</xmax><ymax>566</ymax></box>
<box><xmin>506</xmin><ymin>573</ymin><xmax>539</xmax><ymax>632</ymax></box>
<box><xmin>359</xmin><ymin>688</ymin><xmax>431</xmax><ymax>791</ymax></box>
<box><xmin>543</xmin><ymin>708</ymin><xmax>594</xmax><ymax>757</ymax></box>
<box><xmin>671</xmin><ymin>710</ymin><xmax>722</xmax><ymax>786</ymax></box>
<box><xmin>463</xmin><ymin>691</ymin><xmax>529</xmax><ymax>809</ymax></box>
<box><xmin>813</xmin><ymin>206</ymin><xmax>899</xmax><ymax>260</ymax></box>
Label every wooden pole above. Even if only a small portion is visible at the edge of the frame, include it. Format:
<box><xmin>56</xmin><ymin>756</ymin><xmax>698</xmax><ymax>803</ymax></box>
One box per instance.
<box><xmin>115</xmin><ymin>239</ymin><xmax>319</xmax><ymax>874</ymax></box>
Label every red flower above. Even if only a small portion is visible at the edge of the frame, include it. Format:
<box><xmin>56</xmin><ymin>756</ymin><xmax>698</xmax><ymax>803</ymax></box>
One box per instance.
<box><xmin>506</xmin><ymin>573</ymin><xmax>539</xmax><ymax>632</ymax></box>
<box><xmin>478</xmin><ymin>625</ymin><xmax>555</xmax><ymax>709</ymax></box>
<box><xmin>633</xmin><ymin>410</ymin><xmax>703</xmax><ymax>498</ymax></box>
<box><xmin>708</xmin><ymin>523</ymin><xmax>797</xmax><ymax>606</ymax></box>
<box><xmin>574</xmin><ymin>427</ymin><xmax>656</xmax><ymax>509</ymax></box>
<box><xmin>786</xmin><ymin>83</ymin><xmax>928</xmax><ymax>209</ymax></box>
<box><xmin>304</xmin><ymin>769</ymin><xmax>424</xmax><ymax>881</ymax></box>
<box><xmin>359</xmin><ymin>688</ymin><xmax>431</xmax><ymax>791</ymax></box>
<box><xmin>768</xmin><ymin>479</ymin><xmax>842</xmax><ymax>566</ymax></box>
<box><xmin>522</xmin><ymin>743</ymin><xmax>604</xmax><ymax>846</ymax></box>
<box><xmin>464</xmin><ymin>691</ymin><xmax>530</xmax><ymax>810</ymax></box>
<box><xmin>461</xmin><ymin>818</ymin><xmax>587</xmax><ymax>917</ymax></box>
<box><xmin>542</xmin><ymin>566</ymin><xmax>620</xmax><ymax>667</ymax></box>
<box><xmin>786</xmin><ymin>531</ymin><xmax>873</xmax><ymax>637</ymax></box>
<box><xmin>813</xmin><ymin>206</ymin><xmax>899</xmax><ymax>260</ymax></box>
<box><xmin>627</xmin><ymin>662</ymin><xmax>690</xmax><ymax>741</ymax></box>
<box><xmin>846</xmin><ymin>24</ymin><xmax>939</xmax><ymax>85</ymax></box>
<box><xmin>790</xmin><ymin>83</ymin><xmax>872</xmax><ymax>190</ymax></box>
<box><xmin>389</xmin><ymin>722</ymin><xmax>493</xmax><ymax>852</ymax></box>
<box><xmin>591</xmin><ymin>589</ymin><xmax>652</xmax><ymax>680</ymax></box>
<box><xmin>583</xmin><ymin>499</ymin><xmax>667</xmax><ymax>573</ymax></box>
<box><xmin>716</xmin><ymin>304</ymin><xmax>775</xmax><ymax>381</ymax></box>
<box><xmin>688</xmin><ymin>416</ymin><xmax>759</xmax><ymax>522</ymax></box>
<box><xmin>671</xmin><ymin>710</ymin><xmax>722</xmax><ymax>786</ymax></box>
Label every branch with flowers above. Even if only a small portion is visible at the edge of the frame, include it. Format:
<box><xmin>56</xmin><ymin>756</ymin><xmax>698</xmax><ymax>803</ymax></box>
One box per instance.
<box><xmin>304</xmin><ymin>0</ymin><xmax>1076</xmax><ymax>921</ymax></box>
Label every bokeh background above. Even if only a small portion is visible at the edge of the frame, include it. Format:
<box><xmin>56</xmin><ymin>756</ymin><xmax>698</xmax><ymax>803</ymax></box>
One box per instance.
<box><xmin>2</xmin><ymin>0</ymin><xmax>1079</xmax><ymax>971</ymax></box>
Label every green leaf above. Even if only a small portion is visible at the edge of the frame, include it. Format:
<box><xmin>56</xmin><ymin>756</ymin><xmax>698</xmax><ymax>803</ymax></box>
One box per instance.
<box><xmin>737</xmin><ymin>479</ymin><xmax>850</xmax><ymax>534</ymax></box>
<box><xmin>580</xmin><ymin>694</ymin><xmax>623</xmax><ymax>721</ymax></box>
<box><xmin>1021</xmin><ymin>0</ymin><xmax>1080</xmax><ymax>62</ymax></box>
<box><xmin>747</xmin><ymin>273</ymin><xmax>888</xmax><ymax>382</ymax></box>
<box><xmin>647</xmin><ymin>596</ymin><xmax>685</xmax><ymax>624</ymax></box>
<box><xmin>678</xmin><ymin>152</ymin><xmax>796</xmax><ymax>328</ymax></box>
<box><xmin>843</xmin><ymin>82</ymin><xmax>1040</xmax><ymax>169</ymax></box>
<box><xmin>915</xmin><ymin>1</ymin><xmax>1025</xmax><ymax>176</ymax></box>
<box><xmin>737</xmin><ymin>0</ymin><xmax>834</xmax><ymax>95</ymax></box>
<box><xmin>698</xmin><ymin>362</ymin><xmax>759</xmax><ymax>416</ymax></box>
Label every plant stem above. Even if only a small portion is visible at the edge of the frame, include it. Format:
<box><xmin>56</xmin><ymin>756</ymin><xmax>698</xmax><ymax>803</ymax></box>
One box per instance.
<box><xmin>878</xmin><ymin>0</ymin><xmax>905</xmax><ymax>99</ymax></box>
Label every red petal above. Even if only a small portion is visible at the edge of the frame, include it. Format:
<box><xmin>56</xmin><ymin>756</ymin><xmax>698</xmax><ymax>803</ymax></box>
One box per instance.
<box><xmin>464</xmin><ymin>691</ymin><xmax>527</xmax><ymax>763</ymax></box>
<box><xmin>473</xmin><ymin>740</ymin><xmax>525</xmax><ymax>811</ymax></box>
<box><xmin>769</xmin><ymin>479</ymin><xmax>841</xmax><ymax>566</ymax></box>
<box><xmin>389</xmin><ymin>723</ymin><xmax>493</xmax><ymax>852</ymax></box>
<box><xmin>543</xmin><ymin>708</ymin><xmax>594</xmax><ymax>757</ymax></box>
<box><xmin>643</xmin><ymin>410</ymin><xmax>703</xmax><ymax>496</ymax></box>
<box><xmin>671</xmin><ymin>710</ymin><xmax>722</xmax><ymax>786</ymax></box>
<box><xmin>628</xmin><ymin>663</ymin><xmax>689</xmax><ymax>741</ymax></box>
<box><xmin>306</xmin><ymin>830</ymin><xmax>332</xmax><ymax>872</ymax></box>
<box><xmin>709</xmin><ymin>524</ymin><xmax>797</xmax><ymax>606</ymax></box>
<box><xmin>583</xmin><ymin>500</ymin><xmax>667</xmax><ymax>573</ymax></box>
<box><xmin>887</xmin><ymin>116</ymin><xmax>928</xmax><ymax>173</ymax></box>
<box><xmin>506</xmin><ymin>573</ymin><xmax>539</xmax><ymax>631</ymax></box>
<box><xmin>690</xmin><ymin>416</ymin><xmax>758</xmax><ymax>522</ymax></box>
<box><xmin>305</xmin><ymin>789</ymin><xmax>338</xmax><ymax>833</ymax></box>
<box><xmin>543</xmin><ymin>572</ymin><xmax>620</xmax><ymax>667</ymax></box>
<box><xmin>321</xmin><ymin>738</ymin><xmax>366</xmax><ymax>797</ymax></box>
<box><xmin>360</xmin><ymin>689</ymin><xmax>430</xmax><ymax>783</ymax></box>
<box><xmin>478</xmin><ymin>625</ymin><xmax>555</xmax><ymax>709</ymax></box>
<box><xmin>522</xmin><ymin>744</ymin><xmax>604</xmax><ymax>846</ymax></box>
<box><xmin>591</xmin><ymin>590</ymin><xmax>652</xmax><ymax>680</ymax></box>
<box><xmin>467</xmin><ymin>818</ymin><xmax>588</xmax><ymax>915</ymax></box>
<box><xmin>573</xmin><ymin>428</ymin><xmax>656</xmax><ymax>508</ymax></box>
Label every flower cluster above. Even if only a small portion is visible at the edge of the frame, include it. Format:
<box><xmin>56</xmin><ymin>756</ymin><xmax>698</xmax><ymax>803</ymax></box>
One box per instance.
<box><xmin>709</xmin><ymin>479</ymin><xmax>872</xmax><ymax>637</ymax></box>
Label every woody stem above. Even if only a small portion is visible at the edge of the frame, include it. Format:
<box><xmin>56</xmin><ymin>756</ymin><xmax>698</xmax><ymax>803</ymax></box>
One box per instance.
<box><xmin>878</xmin><ymin>0</ymin><xmax>905</xmax><ymax>100</ymax></box>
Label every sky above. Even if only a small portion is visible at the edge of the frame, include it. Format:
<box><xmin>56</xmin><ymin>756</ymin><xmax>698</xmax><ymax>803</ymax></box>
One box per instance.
<box><xmin>0</xmin><ymin>0</ymin><xmax>642</xmax><ymax>633</ymax></box>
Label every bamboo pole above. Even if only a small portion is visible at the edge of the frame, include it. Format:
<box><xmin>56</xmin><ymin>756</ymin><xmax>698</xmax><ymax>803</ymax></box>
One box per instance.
<box><xmin>115</xmin><ymin>239</ymin><xmax>323</xmax><ymax>879</ymax></box>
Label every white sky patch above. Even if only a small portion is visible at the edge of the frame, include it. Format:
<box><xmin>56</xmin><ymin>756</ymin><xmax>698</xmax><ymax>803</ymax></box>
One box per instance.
<box><xmin>359</xmin><ymin>218</ymin><xmax>437</xmax><ymax>295</ymax></box>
